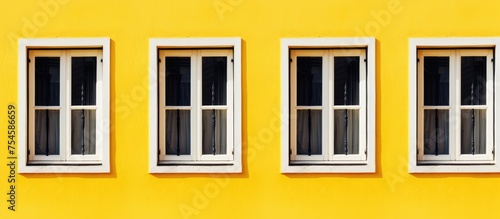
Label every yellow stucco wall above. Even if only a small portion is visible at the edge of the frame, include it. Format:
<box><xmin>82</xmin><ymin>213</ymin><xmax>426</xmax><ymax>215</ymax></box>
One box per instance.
<box><xmin>1</xmin><ymin>0</ymin><xmax>500</xmax><ymax>218</ymax></box>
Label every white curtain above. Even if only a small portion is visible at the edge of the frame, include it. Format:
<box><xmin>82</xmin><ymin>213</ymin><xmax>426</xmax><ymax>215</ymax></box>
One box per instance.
<box><xmin>35</xmin><ymin>110</ymin><xmax>60</xmax><ymax>155</ymax></box>
<box><xmin>297</xmin><ymin>110</ymin><xmax>322</xmax><ymax>155</ymax></box>
<box><xmin>166</xmin><ymin>110</ymin><xmax>191</xmax><ymax>155</ymax></box>
<box><xmin>461</xmin><ymin>109</ymin><xmax>486</xmax><ymax>154</ymax></box>
<box><xmin>424</xmin><ymin>110</ymin><xmax>449</xmax><ymax>155</ymax></box>
<box><xmin>334</xmin><ymin>110</ymin><xmax>359</xmax><ymax>155</ymax></box>
<box><xmin>202</xmin><ymin>110</ymin><xmax>227</xmax><ymax>155</ymax></box>
<box><xmin>71</xmin><ymin>110</ymin><xmax>96</xmax><ymax>155</ymax></box>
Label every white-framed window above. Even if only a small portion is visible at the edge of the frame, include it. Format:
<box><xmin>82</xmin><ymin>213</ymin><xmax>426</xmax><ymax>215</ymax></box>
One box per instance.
<box><xmin>149</xmin><ymin>38</ymin><xmax>241</xmax><ymax>173</ymax></box>
<box><xmin>409</xmin><ymin>38</ymin><xmax>500</xmax><ymax>173</ymax></box>
<box><xmin>281</xmin><ymin>38</ymin><xmax>376</xmax><ymax>173</ymax></box>
<box><xmin>18</xmin><ymin>38</ymin><xmax>111</xmax><ymax>173</ymax></box>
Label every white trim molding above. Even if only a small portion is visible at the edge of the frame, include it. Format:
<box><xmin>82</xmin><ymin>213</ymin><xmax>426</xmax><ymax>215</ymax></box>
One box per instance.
<box><xmin>149</xmin><ymin>38</ymin><xmax>242</xmax><ymax>173</ymax></box>
<box><xmin>409</xmin><ymin>37</ymin><xmax>500</xmax><ymax>173</ymax></box>
<box><xmin>18</xmin><ymin>38</ymin><xmax>111</xmax><ymax>173</ymax></box>
<box><xmin>281</xmin><ymin>38</ymin><xmax>376</xmax><ymax>173</ymax></box>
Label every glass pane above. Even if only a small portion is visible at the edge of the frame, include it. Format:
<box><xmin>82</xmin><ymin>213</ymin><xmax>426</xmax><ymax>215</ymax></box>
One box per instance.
<box><xmin>296</xmin><ymin>110</ymin><xmax>322</xmax><ymax>155</ymax></box>
<box><xmin>35</xmin><ymin>110</ymin><xmax>60</xmax><ymax>155</ymax></box>
<box><xmin>296</xmin><ymin>57</ymin><xmax>322</xmax><ymax>106</ymax></box>
<box><xmin>202</xmin><ymin>110</ymin><xmax>227</xmax><ymax>155</ymax></box>
<box><xmin>334</xmin><ymin>57</ymin><xmax>359</xmax><ymax>105</ymax></box>
<box><xmin>166</xmin><ymin>57</ymin><xmax>191</xmax><ymax>106</ymax></box>
<box><xmin>424</xmin><ymin>57</ymin><xmax>449</xmax><ymax>106</ymax></box>
<box><xmin>461</xmin><ymin>57</ymin><xmax>487</xmax><ymax>105</ymax></box>
<box><xmin>202</xmin><ymin>57</ymin><xmax>227</xmax><ymax>106</ymax></box>
<box><xmin>165</xmin><ymin>110</ymin><xmax>191</xmax><ymax>155</ymax></box>
<box><xmin>461</xmin><ymin>109</ymin><xmax>486</xmax><ymax>154</ymax></box>
<box><xmin>423</xmin><ymin>110</ymin><xmax>449</xmax><ymax>155</ymax></box>
<box><xmin>334</xmin><ymin>110</ymin><xmax>359</xmax><ymax>154</ymax></box>
<box><xmin>72</xmin><ymin>57</ymin><xmax>97</xmax><ymax>106</ymax></box>
<box><xmin>35</xmin><ymin>57</ymin><xmax>60</xmax><ymax>106</ymax></box>
<box><xmin>71</xmin><ymin>110</ymin><xmax>96</xmax><ymax>155</ymax></box>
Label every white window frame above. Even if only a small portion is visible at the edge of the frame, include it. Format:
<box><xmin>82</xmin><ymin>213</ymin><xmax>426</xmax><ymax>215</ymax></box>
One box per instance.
<box><xmin>409</xmin><ymin>38</ymin><xmax>500</xmax><ymax>173</ymax></box>
<box><xmin>149</xmin><ymin>38</ymin><xmax>242</xmax><ymax>173</ymax></box>
<box><xmin>281</xmin><ymin>38</ymin><xmax>376</xmax><ymax>173</ymax></box>
<box><xmin>18</xmin><ymin>38</ymin><xmax>111</xmax><ymax>173</ymax></box>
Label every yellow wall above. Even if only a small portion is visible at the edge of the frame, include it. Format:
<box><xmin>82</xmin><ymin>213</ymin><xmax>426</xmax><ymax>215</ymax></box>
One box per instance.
<box><xmin>1</xmin><ymin>0</ymin><xmax>500</xmax><ymax>218</ymax></box>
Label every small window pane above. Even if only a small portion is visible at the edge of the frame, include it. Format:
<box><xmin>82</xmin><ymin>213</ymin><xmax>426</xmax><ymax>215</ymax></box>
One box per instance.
<box><xmin>334</xmin><ymin>57</ymin><xmax>359</xmax><ymax>105</ymax></box>
<box><xmin>71</xmin><ymin>110</ymin><xmax>96</xmax><ymax>155</ymax></box>
<box><xmin>461</xmin><ymin>57</ymin><xmax>487</xmax><ymax>105</ymax></box>
<box><xmin>424</xmin><ymin>57</ymin><xmax>449</xmax><ymax>106</ymax></box>
<box><xmin>35</xmin><ymin>110</ymin><xmax>60</xmax><ymax>155</ymax></box>
<box><xmin>296</xmin><ymin>57</ymin><xmax>322</xmax><ymax>106</ymax></box>
<box><xmin>72</xmin><ymin>57</ymin><xmax>97</xmax><ymax>106</ymax></box>
<box><xmin>297</xmin><ymin>110</ymin><xmax>322</xmax><ymax>155</ymax></box>
<box><xmin>35</xmin><ymin>57</ymin><xmax>60</xmax><ymax>106</ymax></box>
<box><xmin>202</xmin><ymin>110</ymin><xmax>227</xmax><ymax>155</ymax></box>
<box><xmin>202</xmin><ymin>57</ymin><xmax>227</xmax><ymax>106</ymax></box>
<box><xmin>334</xmin><ymin>110</ymin><xmax>359</xmax><ymax>155</ymax></box>
<box><xmin>423</xmin><ymin>110</ymin><xmax>449</xmax><ymax>155</ymax></box>
<box><xmin>165</xmin><ymin>110</ymin><xmax>191</xmax><ymax>155</ymax></box>
<box><xmin>461</xmin><ymin>109</ymin><xmax>486</xmax><ymax>154</ymax></box>
<box><xmin>166</xmin><ymin>57</ymin><xmax>191</xmax><ymax>106</ymax></box>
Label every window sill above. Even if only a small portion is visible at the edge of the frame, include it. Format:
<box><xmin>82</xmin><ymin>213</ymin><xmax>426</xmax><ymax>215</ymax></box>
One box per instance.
<box><xmin>19</xmin><ymin>163</ymin><xmax>109</xmax><ymax>173</ymax></box>
<box><xmin>410</xmin><ymin>163</ymin><xmax>500</xmax><ymax>173</ymax></box>
<box><xmin>150</xmin><ymin>163</ymin><xmax>241</xmax><ymax>173</ymax></box>
<box><xmin>282</xmin><ymin>163</ymin><xmax>375</xmax><ymax>173</ymax></box>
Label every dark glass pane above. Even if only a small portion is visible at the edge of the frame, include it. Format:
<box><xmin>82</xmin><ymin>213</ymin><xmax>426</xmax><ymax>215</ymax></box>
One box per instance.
<box><xmin>461</xmin><ymin>109</ymin><xmax>486</xmax><ymax>154</ymax></box>
<box><xmin>166</xmin><ymin>110</ymin><xmax>191</xmax><ymax>155</ymax></box>
<box><xmin>71</xmin><ymin>110</ymin><xmax>96</xmax><ymax>155</ymax></box>
<box><xmin>35</xmin><ymin>57</ymin><xmax>60</xmax><ymax>106</ymax></box>
<box><xmin>424</xmin><ymin>57</ymin><xmax>449</xmax><ymax>106</ymax></box>
<box><xmin>461</xmin><ymin>57</ymin><xmax>487</xmax><ymax>105</ymax></box>
<box><xmin>202</xmin><ymin>110</ymin><xmax>227</xmax><ymax>154</ymax></box>
<box><xmin>334</xmin><ymin>57</ymin><xmax>359</xmax><ymax>105</ymax></box>
<box><xmin>34</xmin><ymin>110</ymin><xmax>60</xmax><ymax>155</ymax></box>
<box><xmin>423</xmin><ymin>110</ymin><xmax>449</xmax><ymax>155</ymax></box>
<box><xmin>166</xmin><ymin>57</ymin><xmax>191</xmax><ymax>106</ymax></box>
<box><xmin>296</xmin><ymin>110</ymin><xmax>322</xmax><ymax>155</ymax></box>
<box><xmin>333</xmin><ymin>110</ymin><xmax>359</xmax><ymax>154</ymax></box>
<box><xmin>202</xmin><ymin>57</ymin><xmax>227</xmax><ymax>106</ymax></box>
<box><xmin>72</xmin><ymin>57</ymin><xmax>97</xmax><ymax>106</ymax></box>
<box><xmin>296</xmin><ymin>57</ymin><xmax>322</xmax><ymax>106</ymax></box>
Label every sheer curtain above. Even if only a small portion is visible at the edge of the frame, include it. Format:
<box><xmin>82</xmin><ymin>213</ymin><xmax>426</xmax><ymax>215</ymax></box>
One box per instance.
<box><xmin>423</xmin><ymin>57</ymin><xmax>450</xmax><ymax>155</ymax></box>
<box><xmin>71</xmin><ymin>57</ymin><xmax>97</xmax><ymax>155</ymax></box>
<box><xmin>460</xmin><ymin>56</ymin><xmax>487</xmax><ymax>155</ymax></box>
<box><xmin>296</xmin><ymin>57</ymin><xmax>322</xmax><ymax>155</ymax></box>
<box><xmin>34</xmin><ymin>57</ymin><xmax>60</xmax><ymax>155</ymax></box>
<box><xmin>202</xmin><ymin>57</ymin><xmax>227</xmax><ymax>155</ymax></box>
<box><xmin>333</xmin><ymin>57</ymin><xmax>359</xmax><ymax>155</ymax></box>
<box><xmin>165</xmin><ymin>57</ymin><xmax>191</xmax><ymax>155</ymax></box>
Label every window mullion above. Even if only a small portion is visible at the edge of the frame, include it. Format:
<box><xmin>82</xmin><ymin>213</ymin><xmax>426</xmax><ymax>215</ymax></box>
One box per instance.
<box><xmin>451</xmin><ymin>50</ymin><xmax>459</xmax><ymax>161</ymax></box>
<box><xmin>196</xmin><ymin>51</ymin><xmax>202</xmax><ymax>161</ymax></box>
<box><xmin>324</xmin><ymin>50</ymin><xmax>331</xmax><ymax>161</ymax></box>
<box><xmin>61</xmin><ymin>51</ymin><xmax>69</xmax><ymax>161</ymax></box>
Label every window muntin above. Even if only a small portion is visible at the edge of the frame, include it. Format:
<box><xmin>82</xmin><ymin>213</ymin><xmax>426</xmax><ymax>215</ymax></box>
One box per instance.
<box><xmin>28</xmin><ymin>49</ymin><xmax>103</xmax><ymax>163</ymax></box>
<box><xmin>158</xmin><ymin>49</ymin><xmax>234</xmax><ymax>163</ymax></box>
<box><xmin>290</xmin><ymin>49</ymin><xmax>367</xmax><ymax>163</ymax></box>
<box><xmin>417</xmin><ymin>49</ymin><xmax>494</xmax><ymax>163</ymax></box>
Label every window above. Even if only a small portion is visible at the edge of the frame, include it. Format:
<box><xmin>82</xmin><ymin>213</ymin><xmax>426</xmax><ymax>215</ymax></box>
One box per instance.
<box><xmin>18</xmin><ymin>38</ymin><xmax>110</xmax><ymax>173</ymax></box>
<box><xmin>149</xmin><ymin>38</ymin><xmax>241</xmax><ymax>173</ymax></box>
<box><xmin>281</xmin><ymin>38</ymin><xmax>376</xmax><ymax>173</ymax></box>
<box><xmin>409</xmin><ymin>38</ymin><xmax>500</xmax><ymax>173</ymax></box>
